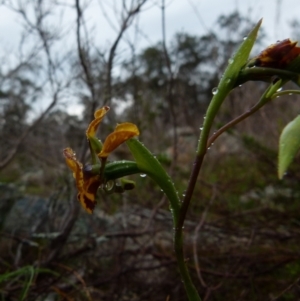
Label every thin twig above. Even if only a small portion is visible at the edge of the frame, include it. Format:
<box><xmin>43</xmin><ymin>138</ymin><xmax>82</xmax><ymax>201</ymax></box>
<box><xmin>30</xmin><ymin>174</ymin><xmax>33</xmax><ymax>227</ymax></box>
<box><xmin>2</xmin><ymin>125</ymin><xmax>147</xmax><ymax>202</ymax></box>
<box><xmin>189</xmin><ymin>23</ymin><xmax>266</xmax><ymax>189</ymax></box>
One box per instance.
<box><xmin>161</xmin><ymin>0</ymin><xmax>178</xmax><ymax>175</ymax></box>
<box><xmin>104</xmin><ymin>0</ymin><xmax>148</xmax><ymax>105</ymax></box>
<box><xmin>271</xmin><ymin>277</ymin><xmax>300</xmax><ymax>300</ymax></box>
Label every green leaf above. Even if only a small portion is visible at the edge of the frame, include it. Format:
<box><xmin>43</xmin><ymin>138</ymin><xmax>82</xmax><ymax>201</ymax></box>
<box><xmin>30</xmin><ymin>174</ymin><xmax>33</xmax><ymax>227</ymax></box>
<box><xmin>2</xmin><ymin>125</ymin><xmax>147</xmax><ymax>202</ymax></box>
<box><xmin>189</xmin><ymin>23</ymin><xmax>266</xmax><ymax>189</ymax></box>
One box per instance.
<box><xmin>226</xmin><ymin>19</ymin><xmax>262</xmax><ymax>87</ymax></box>
<box><xmin>104</xmin><ymin>160</ymin><xmax>140</xmax><ymax>180</ymax></box>
<box><xmin>197</xmin><ymin>19</ymin><xmax>262</xmax><ymax>155</ymax></box>
<box><xmin>126</xmin><ymin>138</ymin><xmax>180</xmax><ymax>218</ymax></box>
<box><xmin>278</xmin><ymin>115</ymin><xmax>300</xmax><ymax>179</ymax></box>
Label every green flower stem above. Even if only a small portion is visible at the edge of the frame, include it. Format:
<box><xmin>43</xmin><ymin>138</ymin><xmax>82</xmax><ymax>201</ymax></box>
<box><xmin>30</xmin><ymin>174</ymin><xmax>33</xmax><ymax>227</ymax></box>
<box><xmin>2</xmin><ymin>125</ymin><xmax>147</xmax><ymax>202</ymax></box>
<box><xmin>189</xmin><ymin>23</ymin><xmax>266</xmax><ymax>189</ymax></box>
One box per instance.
<box><xmin>125</xmin><ymin>139</ymin><xmax>201</xmax><ymax>300</ymax></box>
<box><xmin>174</xmin><ymin>228</ymin><xmax>202</xmax><ymax>301</ymax></box>
<box><xmin>237</xmin><ymin>67</ymin><xmax>300</xmax><ymax>86</ymax></box>
<box><xmin>178</xmin><ymin>89</ymin><xmax>231</xmax><ymax>234</ymax></box>
<box><xmin>173</xmin><ymin>81</ymin><xmax>233</xmax><ymax>301</ymax></box>
<box><xmin>124</xmin><ymin>21</ymin><xmax>263</xmax><ymax>301</ymax></box>
<box><xmin>172</xmin><ymin>21</ymin><xmax>262</xmax><ymax>300</ymax></box>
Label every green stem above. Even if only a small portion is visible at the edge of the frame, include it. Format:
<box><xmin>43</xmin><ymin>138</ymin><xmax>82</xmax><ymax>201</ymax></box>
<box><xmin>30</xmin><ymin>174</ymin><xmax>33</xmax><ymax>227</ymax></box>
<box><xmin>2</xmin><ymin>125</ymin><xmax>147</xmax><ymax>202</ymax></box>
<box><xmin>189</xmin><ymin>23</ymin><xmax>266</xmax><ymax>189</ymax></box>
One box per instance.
<box><xmin>236</xmin><ymin>67</ymin><xmax>300</xmax><ymax>86</ymax></box>
<box><xmin>125</xmin><ymin>139</ymin><xmax>201</xmax><ymax>300</ymax></box>
<box><xmin>174</xmin><ymin>224</ymin><xmax>202</xmax><ymax>301</ymax></box>
<box><xmin>272</xmin><ymin>89</ymin><xmax>300</xmax><ymax>98</ymax></box>
<box><xmin>175</xmin><ymin>156</ymin><xmax>204</xmax><ymax>301</ymax></box>
<box><xmin>174</xmin><ymin>88</ymin><xmax>232</xmax><ymax>301</ymax></box>
<box><xmin>178</xmin><ymin>85</ymin><xmax>231</xmax><ymax>232</ymax></box>
<box><xmin>125</xmin><ymin>21</ymin><xmax>262</xmax><ymax>301</ymax></box>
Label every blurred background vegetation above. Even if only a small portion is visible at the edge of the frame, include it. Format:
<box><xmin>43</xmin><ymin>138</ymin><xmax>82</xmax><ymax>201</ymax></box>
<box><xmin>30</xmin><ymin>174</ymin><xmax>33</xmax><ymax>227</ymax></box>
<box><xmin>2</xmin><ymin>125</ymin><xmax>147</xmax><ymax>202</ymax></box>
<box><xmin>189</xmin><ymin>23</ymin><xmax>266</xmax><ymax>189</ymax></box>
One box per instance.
<box><xmin>1</xmin><ymin>1</ymin><xmax>300</xmax><ymax>300</ymax></box>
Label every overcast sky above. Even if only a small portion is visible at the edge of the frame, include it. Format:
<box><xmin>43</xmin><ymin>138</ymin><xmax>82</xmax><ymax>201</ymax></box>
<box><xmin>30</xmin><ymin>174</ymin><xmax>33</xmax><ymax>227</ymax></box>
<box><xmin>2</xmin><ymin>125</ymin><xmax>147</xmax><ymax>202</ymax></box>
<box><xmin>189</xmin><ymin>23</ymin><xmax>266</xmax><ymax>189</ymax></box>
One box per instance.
<box><xmin>0</xmin><ymin>0</ymin><xmax>299</xmax><ymax>116</ymax></box>
<box><xmin>134</xmin><ymin>0</ymin><xmax>298</xmax><ymax>45</ymax></box>
<box><xmin>0</xmin><ymin>0</ymin><xmax>299</xmax><ymax>52</ymax></box>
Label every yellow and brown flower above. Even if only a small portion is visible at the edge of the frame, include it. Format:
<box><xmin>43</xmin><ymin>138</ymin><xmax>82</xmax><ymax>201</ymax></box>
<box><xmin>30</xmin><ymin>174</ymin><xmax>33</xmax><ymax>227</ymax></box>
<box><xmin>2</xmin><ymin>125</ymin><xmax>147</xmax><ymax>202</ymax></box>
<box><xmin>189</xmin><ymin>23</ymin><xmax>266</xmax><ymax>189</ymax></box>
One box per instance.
<box><xmin>63</xmin><ymin>106</ymin><xmax>140</xmax><ymax>213</ymax></box>
<box><xmin>86</xmin><ymin>106</ymin><xmax>139</xmax><ymax>159</ymax></box>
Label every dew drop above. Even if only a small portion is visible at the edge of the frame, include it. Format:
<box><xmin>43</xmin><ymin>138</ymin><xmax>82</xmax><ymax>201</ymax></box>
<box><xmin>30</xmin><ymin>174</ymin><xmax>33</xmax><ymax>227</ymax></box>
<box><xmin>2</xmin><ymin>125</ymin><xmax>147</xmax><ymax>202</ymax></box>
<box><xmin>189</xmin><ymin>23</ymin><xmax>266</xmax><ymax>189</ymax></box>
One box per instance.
<box><xmin>212</xmin><ymin>87</ymin><xmax>218</xmax><ymax>95</ymax></box>
<box><xmin>228</xmin><ymin>58</ymin><xmax>234</xmax><ymax>64</ymax></box>
<box><xmin>243</xmin><ymin>36</ymin><xmax>247</xmax><ymax>40</ymax></box>
<box><xmin>105</xmin><ymin>180</ymin><xmax>114</xmax><ymax>191</ymax></box>
<box><xmin>225</xmin><ymin>78</ymin><xmax>231</xmax><ymax>84</ymax></box>
<box><xmin>140</xmin><ymin>174</ymin><xmax>147</xmax><ymax>178</ymax></box>
<box><xmin>200</xmin><ymin>127</ymin><xmax>203</xmax><ymax>131</ymax></box>
<box><xmin>276</xmin><ymin>87</ymin><xmax>283</xmax><ymax>92</ymax></box>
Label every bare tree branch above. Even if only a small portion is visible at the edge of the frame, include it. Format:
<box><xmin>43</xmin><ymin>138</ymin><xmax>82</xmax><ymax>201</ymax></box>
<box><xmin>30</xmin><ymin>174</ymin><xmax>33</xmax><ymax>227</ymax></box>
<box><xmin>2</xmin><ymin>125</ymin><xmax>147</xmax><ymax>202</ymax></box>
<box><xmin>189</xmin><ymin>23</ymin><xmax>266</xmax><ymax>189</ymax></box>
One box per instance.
<box><xmin>104</xmin><ymin>0</ymin><xmax>148</xmax><ymax>105</ymax></box>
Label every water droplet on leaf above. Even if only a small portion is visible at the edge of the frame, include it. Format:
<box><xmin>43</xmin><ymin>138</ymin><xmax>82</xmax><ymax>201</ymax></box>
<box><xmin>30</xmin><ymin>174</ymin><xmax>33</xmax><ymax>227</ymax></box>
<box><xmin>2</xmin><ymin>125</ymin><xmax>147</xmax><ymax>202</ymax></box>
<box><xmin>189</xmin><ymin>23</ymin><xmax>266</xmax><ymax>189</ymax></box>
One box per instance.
<box><xmin>105</xmin><ymin>180</ymin><xmax>114</xmax><ymax>191</ymax></box>
<box><xmin>212</xmin><ymin>87</ymin><xmax>218</xmax><ymax>95</ymax></box>
<box><xmin>140</xmin><ymin>174</ymin><xmax>147</xmax><ymax>178</ymax></box>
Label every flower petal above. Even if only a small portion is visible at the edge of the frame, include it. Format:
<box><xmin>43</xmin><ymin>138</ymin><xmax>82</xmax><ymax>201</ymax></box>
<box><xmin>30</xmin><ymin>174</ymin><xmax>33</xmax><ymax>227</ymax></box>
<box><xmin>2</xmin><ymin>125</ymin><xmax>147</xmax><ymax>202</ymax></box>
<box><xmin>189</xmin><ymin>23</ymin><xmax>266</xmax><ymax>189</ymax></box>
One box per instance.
<box><xmin>99</xmin><ymin>123</ymin><xmax>140</xmax><ymax>158</ymax></box>
<box><xmin>86</xmin><ymin>106</ymin><xmax>110</xmax><ymax>138</ymax></box>
<box><xmin>80</xmin><ymin>172</ymin><xmax>101</xmax><ymax>214</ymax></box>
<box><xmin>63</xmin><ymin>148</ymin><xmax>83</xmax><ymax>190</ymax></box>
<box><xmin>251</xmin><ymin>39</ymin><xmax>300</xmax><ymax>69</ymax></box>
<box><xmin>63</xmin><ymin>147</ymin><xmax>100</xmax><ymax>214</ymax></box>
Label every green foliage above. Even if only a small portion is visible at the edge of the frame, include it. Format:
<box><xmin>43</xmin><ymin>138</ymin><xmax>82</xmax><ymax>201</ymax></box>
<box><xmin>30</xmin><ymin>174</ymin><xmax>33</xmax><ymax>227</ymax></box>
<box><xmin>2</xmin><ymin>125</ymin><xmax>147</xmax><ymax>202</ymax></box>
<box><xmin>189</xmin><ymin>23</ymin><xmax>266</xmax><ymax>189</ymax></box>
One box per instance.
<box><xmin>278</xmin><ymin>115</ymin><xmax>300</xmax><ymax>178</ymax></box>
<box><xmin>0</xmin><ymin>266</ymin><xmax>34</xmax><ymax>300</ymax></box>
<box><xmin>126</xmin><ymin>139</ymin><xmax>180</xmax><ymax>216</ymax></box>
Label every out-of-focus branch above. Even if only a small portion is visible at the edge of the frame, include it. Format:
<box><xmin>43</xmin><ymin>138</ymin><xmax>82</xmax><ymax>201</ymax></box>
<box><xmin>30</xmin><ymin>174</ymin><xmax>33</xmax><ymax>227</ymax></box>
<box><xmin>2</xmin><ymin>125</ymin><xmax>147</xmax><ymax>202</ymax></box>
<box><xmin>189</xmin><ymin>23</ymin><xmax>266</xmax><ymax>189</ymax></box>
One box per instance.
<box><xmin>2</xmin><ymin>1</ymin><xmax>80</xmax><ymax>264</ymax></box>
<box><xmin>104</xmin><ymin>0</ymin><xmax>148</xmax><ymax>105</ymax></box>
<box><xmin>75</xmin><ymin>0</ymin><xmax>96</xmax><ymax>104</ymax></box>
<box><xmin>161</xmin><ymin>0</ymin><xmax>178</xmax><ymax>173</ymax></box>
<box><xmin>45</xmin><ymin>194</ymin><xmax>80</xmax><ymax>263</ymax></box>
<box><xmin>0</xmin><ymin>91</ymin><xmax>58</xmax><ymax>170</ymax></box>
<box><xmin>0</xmin><ymin>1</ymin><xmax>67</xmax><ymax>170</ymax></box>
